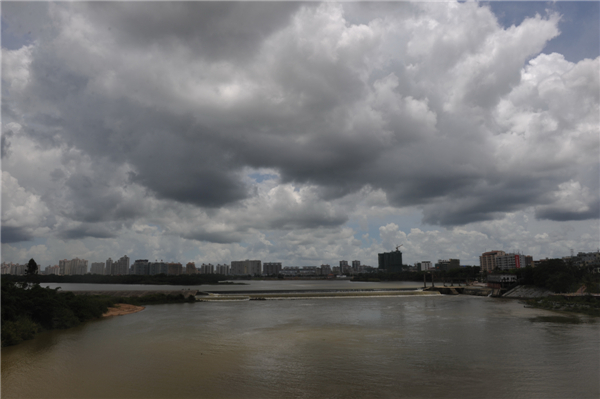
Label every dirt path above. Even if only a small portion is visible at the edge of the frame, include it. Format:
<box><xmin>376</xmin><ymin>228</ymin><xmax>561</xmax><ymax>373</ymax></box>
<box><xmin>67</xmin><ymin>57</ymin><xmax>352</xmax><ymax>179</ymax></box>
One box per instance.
<box><xmin>103</xmin><ymin>303</ymin><xmax>145</xmax><ymax>317</ymax></box>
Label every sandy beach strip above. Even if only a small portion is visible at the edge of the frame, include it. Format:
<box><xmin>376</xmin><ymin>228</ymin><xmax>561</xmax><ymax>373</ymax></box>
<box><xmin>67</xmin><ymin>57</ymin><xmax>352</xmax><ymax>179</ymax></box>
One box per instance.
<box><xmin>103</xmin><ymin>303</ymin><xmax>145</xmax><ymax>317</ymax></box>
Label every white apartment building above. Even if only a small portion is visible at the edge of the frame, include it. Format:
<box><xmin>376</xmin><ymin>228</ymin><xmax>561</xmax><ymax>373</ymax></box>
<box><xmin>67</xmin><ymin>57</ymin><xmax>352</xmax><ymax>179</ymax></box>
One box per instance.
<box><xmin>215</xmin><ymin>264</ymin><xmax>230</xmax><ymax>275</ymax></box>
<box><xmin>58</xmin><ymin>258</ymin><xmax>88</xmax><ymax>275</ymax></box>
<box><xmin>91</xmin><ymin>262</ymin><xmax>105</xmax><ymax>274</ymax></box>
<box><xmin>200</xmin><ymin>264</ymin><xmax>215</xmax><ymax>274</ymax></box>
<box><xmin>421</xmin><ymin>261</ymin><xmax>432</xmax><ymax>270</ymax></box>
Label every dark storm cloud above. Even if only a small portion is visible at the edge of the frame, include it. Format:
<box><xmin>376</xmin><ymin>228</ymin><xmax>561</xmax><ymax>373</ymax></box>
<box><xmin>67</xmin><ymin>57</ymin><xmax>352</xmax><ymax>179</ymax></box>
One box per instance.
<box><xmin>78</xmin><ymin>2</ymin><xmax>306</xmax><ymax>63</ymax></box>
<box><xmin>58</xmin><ymin>172</ymin><xmax>143</xmax><ymax>223</ymax></box>
<box><xmin>1</xmin><ymin>226</ymin><xmax>33</xmax><ymax>243</ymax></box>
<box><xmin>180</xmin><ymin>231</ymin><xmax>242</xmax><ymax>245</ymax></box>
<box><xmin>58</xmin><ymin>224</ymin><xmax>119</xmax><ymax>240</ymax></box>
<box><xmin>535</xmin><ymin>202</ymin><xmax>600</xmax><ymax>222</ymax></box>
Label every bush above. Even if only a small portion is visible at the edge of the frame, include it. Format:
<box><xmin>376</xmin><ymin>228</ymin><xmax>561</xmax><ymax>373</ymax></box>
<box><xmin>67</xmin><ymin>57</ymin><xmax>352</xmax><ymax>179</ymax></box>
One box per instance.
<box><xmin>1</xmin><ymin>317</ymin><xmax>41</xmax><ymax>347</ymax></box>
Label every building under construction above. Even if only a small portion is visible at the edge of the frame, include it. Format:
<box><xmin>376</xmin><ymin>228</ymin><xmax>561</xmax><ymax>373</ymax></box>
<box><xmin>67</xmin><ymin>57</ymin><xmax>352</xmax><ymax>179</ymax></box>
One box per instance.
<box><xmin>378</xmin><ymin>249</ymin><xmax>403</xmax><ymax>273</ymax></box>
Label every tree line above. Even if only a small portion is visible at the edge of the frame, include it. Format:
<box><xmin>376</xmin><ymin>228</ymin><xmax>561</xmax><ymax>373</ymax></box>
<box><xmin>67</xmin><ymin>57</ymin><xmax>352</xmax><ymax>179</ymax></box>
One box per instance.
<box><xmin>1</xmin><ymin>259</ymin><xmax>201</xmax><ymax>347</ymax></box>
<box><xmin>353</xmin><ymin>259</ymin><xmax>599</xmax><ymax>294</ymax></box>
<box><xmin>3</xmin><ymin>272</ymin><xmax>229</xmax><ymax>286</ymax></box>
<box><xmin>502</xmin><ymin>258</ymin><xmax>599</xmax><ymax>293</ymax></box>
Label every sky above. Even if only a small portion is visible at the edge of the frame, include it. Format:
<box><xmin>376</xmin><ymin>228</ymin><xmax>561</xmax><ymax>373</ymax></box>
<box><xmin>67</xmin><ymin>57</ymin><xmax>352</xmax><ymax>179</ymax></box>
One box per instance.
<box><xmin>1</xmin><ymin>1</ymin><xmax>599</xmax><ymax>268</ymax></box>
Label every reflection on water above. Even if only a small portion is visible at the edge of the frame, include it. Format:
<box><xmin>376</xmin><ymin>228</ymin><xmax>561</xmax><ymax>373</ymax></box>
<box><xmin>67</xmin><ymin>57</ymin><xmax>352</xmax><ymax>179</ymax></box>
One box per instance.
<box><xmin>2</xmin><ymin>296</ymin><xmax>599</xmax><ymax>399</ymax></box>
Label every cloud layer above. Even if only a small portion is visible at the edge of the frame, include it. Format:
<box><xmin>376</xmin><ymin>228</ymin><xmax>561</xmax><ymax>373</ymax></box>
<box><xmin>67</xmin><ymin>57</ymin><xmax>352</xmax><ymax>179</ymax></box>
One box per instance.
<box><xmin>2</xmin><ymin>2</ymin><xmax>598</xmax><ymax>265</ymax></box>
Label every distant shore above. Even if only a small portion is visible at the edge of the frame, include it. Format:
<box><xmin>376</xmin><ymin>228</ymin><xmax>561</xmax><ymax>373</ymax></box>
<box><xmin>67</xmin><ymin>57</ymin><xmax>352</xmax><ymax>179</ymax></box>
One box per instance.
<box><xmin>103</xmin><ymin>304</ymin><xmax>145</xmax><ymax>317</ymax></box>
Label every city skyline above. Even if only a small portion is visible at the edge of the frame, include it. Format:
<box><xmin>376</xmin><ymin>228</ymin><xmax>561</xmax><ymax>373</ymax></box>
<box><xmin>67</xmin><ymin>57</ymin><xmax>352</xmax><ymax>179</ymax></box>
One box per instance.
<box><xmin>2</xmin><ymin>2</ymin><xmax>599</xmax><ymax>267</ymax></box>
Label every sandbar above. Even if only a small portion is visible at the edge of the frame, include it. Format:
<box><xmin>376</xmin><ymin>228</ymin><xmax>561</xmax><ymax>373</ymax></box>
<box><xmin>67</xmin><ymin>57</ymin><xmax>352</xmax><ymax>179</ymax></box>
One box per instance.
<box><xmin>103</xmin><ymin>303</ymin><xmax>145</xmax><ymax>317</ymax></box>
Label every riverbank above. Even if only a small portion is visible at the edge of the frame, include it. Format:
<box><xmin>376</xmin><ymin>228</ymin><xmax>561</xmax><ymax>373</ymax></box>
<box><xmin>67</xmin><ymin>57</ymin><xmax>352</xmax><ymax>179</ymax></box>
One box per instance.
<box><xmin>524</xmin><ymin>295</ymin><xmax>600</xmax><ymax>317</ymax></box>
<box><xmin>197</xmin><ymin>289</ymin><xmax>440</xmax><ymax>301</ymax></box>
<box><xmin>103</xmin><ymin>304</ymin><xmax>145</xmax><ymax>317</ymax></box>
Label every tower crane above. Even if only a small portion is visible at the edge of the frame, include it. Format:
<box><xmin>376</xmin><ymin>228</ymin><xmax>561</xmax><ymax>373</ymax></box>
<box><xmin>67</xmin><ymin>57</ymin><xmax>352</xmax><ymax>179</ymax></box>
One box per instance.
<box><xmin>395</xmin><ymin>245</ymin><xmax>403</xmax><ymax>251</ymax></box>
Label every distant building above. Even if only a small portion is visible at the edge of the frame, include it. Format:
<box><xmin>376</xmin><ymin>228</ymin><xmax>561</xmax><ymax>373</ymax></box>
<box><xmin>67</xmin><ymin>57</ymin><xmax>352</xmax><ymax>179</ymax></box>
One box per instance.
<box><xmin>44</xmin><ymin>265</ymin><xmax>59</xmax><ymax>275</ymax></box>
<box><xmin>105</xmin><ymin>258</ymin><xmax>114</xmax><ymax>275</ymax></box>
<box><xmin>59</xmin><ymin>259</ymin><xmax>70</xmax><ymax>275</ymax></box>
<box><xmin>132</xmin><ymin>259</ymin><xmax>149</xmax><ymax>275</ymax></box>
<box><xmin>479</xmin><ymin>251</ymin><xmax>506</xmax><ymax>273</ymax></box>
<box><xmin>91</xmin><ymin>262</ymin><xmax>105</xmax><ymax>274</ymax></box>
<box><xmin>320</xmin><ymin>264</ymin><xmax>332</xmax><ymax>275</ymax></box>
<box><xmin>495</xmin><ymin>254</ymin><xmax>526</xmax><ymax>270</ymax></box>
<box><xmin>168</xmin><ymin>262</ymin><xmax>183</xmax><ymax>275</ymax></box>
<box><xmin>186</xmin><ymin>262</ymin><xmax>197</xmax><ymax>274</ymax></box>
<box><xmin>1</xmin><ymin>262</ymin><xmax>26</xmax><ymax>275</ymax></box>
<box><xmin>421</xmin><ymin>261</ymin><xmax>432</xmax><ymax>271</ymax></box>
<box><xmin>231</xmin><ymin>260</ymin><xmax>261</xmax><ymax>276</ymax></box>
<box><xmin>525</xmin><ymin>256</ymin><xmax>534</xmax><ymax>267</ymax></box>
<box><xmin>263</xmin><ymin>262</ymin><xmax>282</xmax><ymax>275</ymax></box>
<box><xmin>378</xmin><ymin>250</ymin><xmax>403</xmax><ymax>273</ymax></box>
<box><xmin>574</xmin><ymin>251</ymin><xmax>600</xmax><ymax>267</ymax></box>
<box><xmin>436</xmin><ymin>259</ymin><xmax>460</xmax><ymax>271</ymax></box>
<box><xmin>339</xmin><ymin>260</ymin><xmax>352</xmax><ymax>275</ymax></box>
<box><xmin>106</xmin><ymin>255</ymin><xmax>129</xmax><ymax>276</ymax></box>
<box><xmin>300</xmin><ymin>266</ymin><xmax>319</xmax><ymax>275</ymax></box>
<box><xmin>149</xmin><ymin>261</ymin><xmax>168</xmax><ymax>275</ymax></box>
<box><xmin>200</xmin><ymin>264</ymin><xmax>214</xmax><ymax>274</ymax></box>
<box><xmin>215</xmin><ymin>264</ymin><xmax>230</xmax><ymax>275</ymax></box>
<box><xmin>58</xmin><ymin>258</ymin><xmax>88</xmax><ymax>275</ymax></box>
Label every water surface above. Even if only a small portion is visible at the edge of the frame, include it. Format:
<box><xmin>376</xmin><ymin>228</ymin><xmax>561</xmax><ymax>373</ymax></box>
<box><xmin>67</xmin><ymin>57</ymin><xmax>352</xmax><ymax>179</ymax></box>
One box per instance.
<box><xmin>3</xmin><ymin>295</ymin><xmax>598</xmax><ymax>398</ymax></box>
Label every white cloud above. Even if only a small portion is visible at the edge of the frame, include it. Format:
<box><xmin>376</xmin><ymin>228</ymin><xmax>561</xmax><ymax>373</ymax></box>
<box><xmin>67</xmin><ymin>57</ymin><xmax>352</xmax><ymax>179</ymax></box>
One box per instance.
<box><xmin>1</xmin><ymin>2</ymin><xmax>597</xmax><ymax>266</ymax></box>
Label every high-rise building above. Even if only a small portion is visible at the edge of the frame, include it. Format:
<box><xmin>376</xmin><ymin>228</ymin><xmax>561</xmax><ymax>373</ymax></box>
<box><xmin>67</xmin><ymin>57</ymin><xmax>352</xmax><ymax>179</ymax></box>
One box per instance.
<box><xmin>339</xmin><ymin>260</ymin><xmax>352</xmax><ymax>274</ymax></box>
<box><xmin>2</xmin><ymin>262</ymin><xmax>26</xmax><ymax>275</ymax></box>
<box><xmin>263</xmin><ymin>262</ymin><xmax>282</xmax><ymax>275</ymax></box>
<box><xmin>436</xmin><ymin>259</ymin><xmax>460</xmax><ymax>271</ymax></box>
<box><xmin>116</xmin><ymin>256</ymin><xmax>130</xmax><ymax>275</ymax></box>
<box><xmin>168</xmin><ymin>262</ymin><xmax>183</xmax><ymax>275</ymax></box>
<box><xmin>59</xmin><ymin>259</ymin><xmax>70</xmax><ymax>275</ymax></box>
<box><xmin>320</xmin><ymin>264</ymin><xmax>332</xmax><ymax>275</ymax></box>
<box><xmin>91</xmin><ymin>262</ymin><xmax>105</xmax><ymax>274</ymax></box>
<box><xmin>215</xmin><ymin>264</ymin><xmax>230</xmax><ymax>275</ymax></box>
<box><xmin>186</xmin><ymin>262</ymin><xmax>197</xmax><ymax>274</ymax></box>
<box><xmin>200</xmin><ymin>264</ymin><xmax>214</xmax><ymax>274</ymax></box>
<box><xmin>378</xmin><ymin>250</ymin><xmax>403</xmax><ymax>273</ymax></box>
<box><xmin>44</xmin><ymin>265</ymin><xmax>60</xmax><ymax>275</ymax></box>
<box><xmin>149</xmin><ymin>261</ymin><xmax>168</xmax><ymax>275</ymax></box>
<box><xmin>105</xmin><ymin>258</ymin><xmax>114</xmax><ymax>275</ymax></box>
<box><xmin>230</xmin><ymin>260</ymin><xmax>261</xmax><ymax>276</ymax></box>
<box><xmin>59</xmin><ymin>258</ymin><xmax>88</xmax><ymax>275</ymax></box>
<box><xmin>495</xmin><ymin>254</ymin><xmax>526</xmax><ymax>270</ymax></box>
<box><xmin>479</xmin><ymin>251</ymin><xmax>506</xmax><ymax>273</ymax></box>
<box><xmin>132</xmin><ymin>259</ymin><xmax>149</xmax><ymax>275</ymax></box>
<box><xmin>67</xmin><ymin>258</ymin><xmax>88</xmax><ymax>275</ymax></box>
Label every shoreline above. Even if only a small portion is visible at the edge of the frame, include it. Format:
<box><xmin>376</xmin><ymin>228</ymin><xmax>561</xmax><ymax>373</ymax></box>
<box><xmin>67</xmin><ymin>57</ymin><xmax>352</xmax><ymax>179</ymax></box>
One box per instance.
<box><xmin>103</xmin><ymin>304</ymin><xmax>145</xmax><ymax>317</ymax></box>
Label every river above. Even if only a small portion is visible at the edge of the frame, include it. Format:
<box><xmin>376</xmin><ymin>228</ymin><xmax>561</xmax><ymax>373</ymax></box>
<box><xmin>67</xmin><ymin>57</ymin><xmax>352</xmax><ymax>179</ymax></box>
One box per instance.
<box><xmin>34</xmin><ymin>279</ymin><xmax>423</xmax><ymax>292</ymax></box>
<box><xmin>2</xmin><ymin>282</ymin><xmax>598</xmax><ymax>398</ymax></box>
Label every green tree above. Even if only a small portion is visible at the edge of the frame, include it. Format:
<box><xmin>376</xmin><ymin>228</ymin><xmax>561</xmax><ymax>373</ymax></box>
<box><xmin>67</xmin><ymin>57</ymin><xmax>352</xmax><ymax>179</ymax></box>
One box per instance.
<box><xmin>25</xmin><ymin>259</ymin><xmax>38</xmax><ymax>275</ymax></box>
